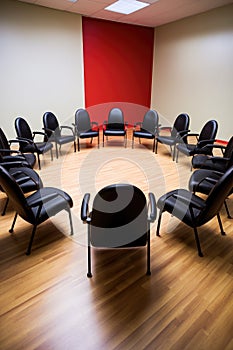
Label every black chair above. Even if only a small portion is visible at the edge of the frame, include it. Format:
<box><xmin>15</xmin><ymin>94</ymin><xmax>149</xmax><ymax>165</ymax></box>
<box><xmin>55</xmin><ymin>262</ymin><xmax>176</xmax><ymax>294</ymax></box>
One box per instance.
<box><xmin>43</xmin><ymin>112</ymin><xmax>76</xmax><ymax>158</ymax></box>
<box><xmin>0</xmin><ymin>165</ymin><xmax>73</xmax><ymax>255</ymax></box>
<box><xmin>156</xmin><ymin>166</ymin><xmax>233</xmax><ymax>257</ymax></box>
<box><xmin>81</xmin><ymin>184</ymin><xmax>156</xmax><ymax>277</ymax></box>
<box><xmin>176</xmin><ymin>120</ymin><xmax>218</xmax><ymax>164</ymax></box>
<box><xmin>191</xmin><ymin>136</ymin><xmax>233</xmax><ymax>172</ymax></box>
<box><xmin>0</xmin><ymin>128</ymin><xmax>36</xmax><ymax>168</ymax></box>
<box><xmin>0</xmin><ymin>166</ymin><xmax>43</xmax><ymax>216</ymax></box>
<box><xmin>132</xmin><ymin>110</ymin><xmax>159</xmax><ymax>152</ymax></box>
<box><xmin>155</xmin><ymin>113</ymin><xmax>190</xmax><ymax>160</ymax></box>
<box><xmin>103</xmin><ymin>108</ymin><xmax>127</xmax><ymax>147</ymax></box>
<box><xmin>74</xmin><ymin>108</ymin><xmax>99</xmax><ymax>151</ymax></box>
<box><xmin>188</xmin><ymin>169</ymin><xmax>233</xmax><ymax>219</ymax></box>
<box><xmin>15</xmin><ymin>117</ymin><xmax>53</xmax><ymax>170</ymax></box>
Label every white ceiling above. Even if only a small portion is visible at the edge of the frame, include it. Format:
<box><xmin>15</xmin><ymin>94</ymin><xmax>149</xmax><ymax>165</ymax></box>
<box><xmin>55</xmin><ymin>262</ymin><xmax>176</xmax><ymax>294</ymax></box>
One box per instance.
<box><xmin>17</xmin><ymin>0</ymin><xmax>233</xmax><ymax>27</ymax></box>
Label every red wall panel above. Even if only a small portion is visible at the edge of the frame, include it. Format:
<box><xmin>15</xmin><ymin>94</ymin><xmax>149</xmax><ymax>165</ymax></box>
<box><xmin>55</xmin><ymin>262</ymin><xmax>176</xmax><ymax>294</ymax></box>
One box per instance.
<box><xmin>82</xmin><ymin>17</ymin><xmax>154</xmax><ymax>123</ymax></box>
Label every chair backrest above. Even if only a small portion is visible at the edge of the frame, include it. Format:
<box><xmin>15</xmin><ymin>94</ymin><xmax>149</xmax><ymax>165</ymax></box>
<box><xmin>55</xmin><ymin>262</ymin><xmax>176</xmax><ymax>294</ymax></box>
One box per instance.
<box><xmin>107</xmin><ymin>108</ymin><xmax>124</xmax><ymax>130</ymax></box>
<box><xmin>0</xmin><ymin>166</ymin><xmax>34</xmax><ymax>223</ymax></box>
<box><xmin>171</xmin><ymin>113</ymin><xmax>190</xmax><ymax>142</ymax></box>
<box><xmin>0</xmin><ymin>128</ymin><xmax>10</xmax><ymax>157</ymax></box>
<box><xmin>199</xmin><ymin>120</ymin><xmax>218</xmax><ymax>143</ymax></box>
<box><xmin>142</xmin><ymin>110</ymin><xmax>159</xmax><ymax>134</ymax></box>
<box><xmin>75</xmin><ymin>109</ymin><xmax>91</xmax><ymax>132</ymax></box>
<box><xmin>15</xmin><ymin>117</ymin><xmax>33</xmax><ymax>141</ymax></box>
<box><xmin>197</xmin><ymin>166</ymin><xmax>233</xmax><ymax>226</ymax></box>
<box><xmin>90</xmin><ymin>184</ymin><xmax>148</xmax><ymax>248</ymax></box>
<box><xmin>43</xmin><ymin>112</ymin><xmax>60</xmax><ymax>138</ymax></box>
<box><xmin>224</xmin><ymin>136</ymin><xmax>233</xmax><ymax>158</ymax></box>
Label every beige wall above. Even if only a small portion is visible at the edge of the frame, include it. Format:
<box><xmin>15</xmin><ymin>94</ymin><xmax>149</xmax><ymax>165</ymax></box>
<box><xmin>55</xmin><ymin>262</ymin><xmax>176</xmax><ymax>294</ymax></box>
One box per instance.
<box><xmin>0</xmin><ymin>0</ymin><xmax>84</xmax><ymax>138</ymax></box>
<box><xmin>151</xmin><ymin>4</ymin><xmax>233</xmax><ymax>140</ymax></box>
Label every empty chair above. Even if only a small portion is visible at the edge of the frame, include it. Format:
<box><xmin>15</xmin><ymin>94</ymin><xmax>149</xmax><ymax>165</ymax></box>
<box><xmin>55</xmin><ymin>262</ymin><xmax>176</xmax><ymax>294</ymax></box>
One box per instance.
<box><xmin>43</xmin><ymin>112</ymin><xmax>76</xmax><ymax>158</ymax></box>
<box><xmin>155</xmin><ymin>113</ymin><xmax>190</xmax><ymax>160</ymax></box>
<box><xmin>176</xmin><ymin>120</ymin><xmax>218</xmax><ymax>164</ymax></box>
<box><xmin>156</xmin><ymin>166</ymin><xmax>233</xmax><ymax>257</ymax></box>
<box><xmin>74</xmin><ymin>108</ymin><xmax>99</xmax><ymax>151</ymax></box>
<box><xmin>0</xmin><ymin>127</ymin><xmax>36</xmax><ymax>168</ymax></box>
<box><xmin>103</xmin><ymin>108</ymin><xmax>127</xmax><ymax>147</ymax></box>
<box><xmin>191</xmin><ymin>136</ymin><xmax>233</xmax><ymax>172</ymax></box>
<box><xmin>0</xmin><ymin>166</ymin><xmax>43</xmax><ymax>216</ymax></box>
<box><xmin>132</xmin><ymin>110</ymin><xmax>159</xmax><ymax>152</ymax></box>
<box><xmin>0</xmin><ymin>165</ymin><xmax>73</xmax><ymax>255</ymax></box>
<box><xmin>81</xmin><ymin>184</ymin><xmax>156</xmax><ymax>277</ymax></box>
<box><xmin>188</xmin><ymin>168</ymin><xmax>233</xmax><ymax>219</ymax></box>
<box><xmin>15</xmin><ymin>117</ymin><xmax>53</xmax><ymax>170</ymax></box>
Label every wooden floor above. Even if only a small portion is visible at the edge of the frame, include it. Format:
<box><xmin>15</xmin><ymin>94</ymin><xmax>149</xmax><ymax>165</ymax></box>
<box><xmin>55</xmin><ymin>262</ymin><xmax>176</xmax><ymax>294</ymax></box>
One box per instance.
<box><xmin>0</xmin><ymin>132</ymin><xmax>233</xmax><ymax>350</ymax></box>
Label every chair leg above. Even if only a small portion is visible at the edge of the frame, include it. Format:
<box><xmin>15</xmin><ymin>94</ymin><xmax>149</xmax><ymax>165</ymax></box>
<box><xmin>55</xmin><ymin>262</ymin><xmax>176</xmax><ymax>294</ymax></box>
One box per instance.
<box><xmin>50</xmin><ymin>148</ymin><xmax>53</xmax><ymax>161</ymax></box>
<box><xmin>87</xmin><ymin>225</ymin><xmax>92</xmax><ymax>278</ymax></box>
<box><xmin>77</xmin><ymin>138</ymin><xmax>80</xmax><ymax>152</ymax></box>
<box><xmin>172</xmin><ymin>146</ymin><xmax>176</xmax><ymax>161</ymax></box>
<box><xmin>103</xmin><ymin>132</ymin><xmax>104</xmax><ymax>147</ymax></box>
<box><xmin>152</xmin><ymin>138</ymin><xmax>155</xmax><ymax>153</ymax></box>
<box><xmin>67</xmin><ymin>207</ymin><xmax>74</xmax><ymax>235</ymax></box>
<box><xmin>124</xmin><ymin>134</ymin><xmax>127</xmax><ymax>148</ymax></box>
<box><xmin>98</xmin><ymin>134</ymin><xmax>100</xmax><ymax>148</ymax></box>
<box><xmin>176</xmin><ymin>148</ymin><xmax>179</xmax><ymax>163</ymax></box>
<box><xmin>146</xmin><ymin>229</ymin><xmax>151</xmax><ymax>276</ymax></box>
<box><xmin>37</xmin><ymin>153</ymin><xmax>41</xmax><ymax>170</ymax></box>
<box><xmin>193</xmin><ymin>226</ymin><xmax>203</xmax><ymax>257</ymax></box>
<box><xmin>1</xmin><ymin>197</ymin><xmax>9</xmax><ymax>216</ymax></box>
<box><xmin>26</xmin><ymin>225</ymin><xmax>37</xmax><ymax>255</ymax></box>
<box><xmin>74</xmin><ymin>140</ymin><xmax>76</xmax><ymax>153</ymax></box>
<box><xmin>132</xmin><ymin>134</ymin><xmax>134</xmax><ymax>149</ymax></box>
<box><xmin>156</xmin><ymin>210</ymin><xmax>162</xmax><ymax>237</ymax></box>
<box><xmin>9</xmin><ymin>213</ymin><xmax>18</xmax><ymax>233</ymax></box>
<box><xmin>54</xmin><ymin>142</ymin><xmax>58</xmax><ymax>159</ymax></box>
<box><xmin>155</xmin><ymin>139</ymin><xmax>158</xmax><ymax>154</ymax></box>
<box><xmin>224</xmin><ymin>200</ymin><xmax>232</xmax><ymax>219</ymax></box>
<box><xmin>217</xmin><ymin>213</ymin><xmax>226</xmax><ymax>235</ymax></box>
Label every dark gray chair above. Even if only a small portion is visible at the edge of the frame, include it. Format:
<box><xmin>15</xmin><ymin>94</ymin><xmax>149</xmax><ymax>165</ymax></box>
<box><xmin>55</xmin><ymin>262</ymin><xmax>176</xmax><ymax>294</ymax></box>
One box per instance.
<box><xmin>156</xmin><ymin>166</ymin><xmax>233</xmax><ymax>257</ymax></box>
<box><xmin>191</xmin><ymin>136</ymin><xmax>233</xmax><ymax>172</ymax></box>
<box><xmin>0</xmin><ymin>166</ymin><xmax>43</xmax><ymax>216</ymax></box>
<box><xmin>15</xmin><ymin>117</ymin><xmax>53</xmax><ymax>170</ymax></box>
<box><xmin>188</xmin><ymin>169</ymin><xmax>233</xmax><ymax>219</ymax></box>
<box><xmin>103</xmin><ymin>108</ymin><xmax>127</xmax><ymax>147</ymax></box>
<box><xmin>176</xmin><ymin>120</ymin><xmax>218</xmax><ymax>164</ymax></box>
<box><xmin>0</xmin><ymin>165</ymin><xmax>73</xmax><ymax>255</ymax></box>
<box><xmin>81</xmin><ymin>184</ymin><xmax>156</xmax><ymax>277</ymax></box>
<box><xmin>0</xmin><ymin>127</ymin><xmax>36</xmax><ymax>168</ymax></box>
<box><xmin>155</xmin><ymin>113</ymin><xmax>190</xmax><ymax>160</ymax></box>
<box><xmin>74</xmin><ymin>108</ymin><xmax>99</xmax><ymax>151</ymax></box>
<box><xmin>43</xmin><ymin>112</ymin><xmax>76</xmax><ymax>158</ymax></box>
<box><xmin>132</xmin><ymin>110</ymin><xmax>159</xmax><ymax>152</ymax></box>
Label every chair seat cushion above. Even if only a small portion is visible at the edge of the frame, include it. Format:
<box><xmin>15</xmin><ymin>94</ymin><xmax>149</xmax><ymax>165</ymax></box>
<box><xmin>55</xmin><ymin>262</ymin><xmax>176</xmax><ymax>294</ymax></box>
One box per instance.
<box><xmin>157</xmin><ymin>136</ymin><xmax>178</xmax><ymax>146</ymax></box>
<box><xmin>157</xmin><ymin>188</ymin><xmax>205</xmax><ymax>227</ymax></box>
<box><xmin>56</xmin><ymin>135</ymin><xmax>75</xmax><ymax>145</ymax></box>
<box><xmin>104</xmin><ymin>130</ymin><xmax>126</xmax><ymax>136</ymax></box>
<box><xmin>133</xmin><ymin>130</ymin><xmax>154</xmax><ymax>139</ymax></box>
<box><xmin>79</xmin><ymin>130</ymin><xmax>99</xmax><ymax>139</ymax></box>
<box><xmin>26</xmin><ymin>187</ymin><xmax>73</xmax><ymax>225</ymax></box>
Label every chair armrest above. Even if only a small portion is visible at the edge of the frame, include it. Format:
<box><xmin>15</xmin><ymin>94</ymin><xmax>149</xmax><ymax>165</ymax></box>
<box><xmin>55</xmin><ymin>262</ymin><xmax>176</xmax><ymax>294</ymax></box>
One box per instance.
<box><xmin>0</xmin><ymin>161</ymin><xmax>30</xmax><ymax>169</ymax></box>
<box><xmin>81</xmin><ymin>193</ymin><xmax>91</xmax><ymax>222</ymax></box>
<box><xmin>33</xmin><ymin>131</ymin><xmax>47</xmax><ymax>137</ymax></box>
<box><xmin>148</xmin><ymin>192</ymin><xmax>156</xmax><ymax>222</ymax></box>
<box><xmin>177</xmin><ymin>129</ymin><xmax>190</xmax><ymax>136</ymax></box>
<box><xmin>60</xmin><ymin>126</ymin><xmax>75</xmax><ymax>136</ymax></box>
<box><xmin>16</xmin><ymin>137</ymin><xmax>33</xmax><ymax>145</ymax></box>
<box><xmin>197</xmin><ymin>139</ymin><xmax>216</xmax><ymax>148</ymax></box>
<box><xmin>0</xmin><ymin>148</ymin><xmax>21</xmax><ymax>155</ymax></box>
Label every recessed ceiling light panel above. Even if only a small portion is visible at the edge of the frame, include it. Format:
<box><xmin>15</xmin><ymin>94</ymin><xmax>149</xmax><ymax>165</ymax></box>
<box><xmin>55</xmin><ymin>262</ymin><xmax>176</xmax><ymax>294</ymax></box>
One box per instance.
<box><xmin>105</xmin><ymin>0</ymin><xmax>150</xmax><ymax>15</ymax></box>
